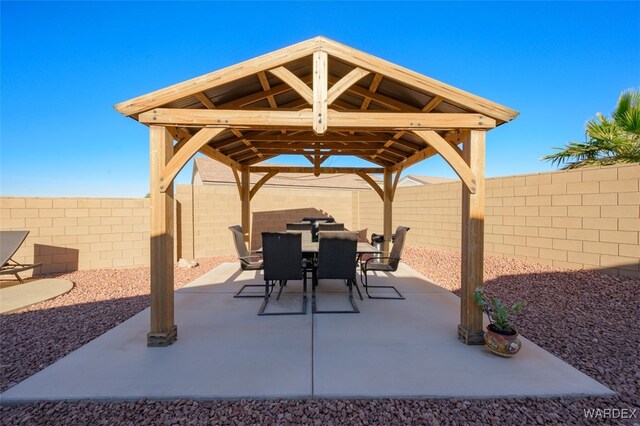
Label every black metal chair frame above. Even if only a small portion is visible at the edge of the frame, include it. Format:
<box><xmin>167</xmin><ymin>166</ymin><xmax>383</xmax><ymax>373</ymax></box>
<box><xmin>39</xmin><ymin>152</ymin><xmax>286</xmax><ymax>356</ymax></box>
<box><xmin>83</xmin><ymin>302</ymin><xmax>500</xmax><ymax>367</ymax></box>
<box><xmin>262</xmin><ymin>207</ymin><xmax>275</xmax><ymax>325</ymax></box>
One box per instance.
<box><xmin>359</xmin><ymin>226</ymin><xmax>410</xmax><ymax>300</ymax></box>
<box><xmin>229</xmin><ymin>225</ymin><xmax>265</xmax><ymax>298</ymax></box>
<box><xmin>312</xmin><ymin>231</ymin><xmax>361</xmax><ymax>314</ymax></box>
<box><xmin>258</xmin><ymin>232</ymin><xmax>307</xmax><ymax>316</ymax></box>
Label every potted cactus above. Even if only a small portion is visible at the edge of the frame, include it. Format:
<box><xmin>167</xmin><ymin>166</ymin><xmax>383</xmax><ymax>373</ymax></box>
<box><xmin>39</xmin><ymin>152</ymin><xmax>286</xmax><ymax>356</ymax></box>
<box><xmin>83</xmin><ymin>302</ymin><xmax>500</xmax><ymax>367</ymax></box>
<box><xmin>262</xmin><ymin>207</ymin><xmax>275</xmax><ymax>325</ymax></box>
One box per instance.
<box><xmin>474</xmin><ymin>287</ymin><xmax>527</xmax><ymax>357</ymax></box>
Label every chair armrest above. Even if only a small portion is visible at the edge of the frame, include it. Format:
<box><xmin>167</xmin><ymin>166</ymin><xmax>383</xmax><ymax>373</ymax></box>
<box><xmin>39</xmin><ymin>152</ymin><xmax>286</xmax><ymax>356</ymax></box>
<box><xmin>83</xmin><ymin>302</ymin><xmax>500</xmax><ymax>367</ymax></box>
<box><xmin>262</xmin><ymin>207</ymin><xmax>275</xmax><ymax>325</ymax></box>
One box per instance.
<box><xmin>239</xmin><ymin>255</ymin><xmax>262</xmax><ymax>262</ymax></box>
<box><xmin>362</xmin><ymin>256</ymin><xmax>398</xmax><ymax>268</ymax></box>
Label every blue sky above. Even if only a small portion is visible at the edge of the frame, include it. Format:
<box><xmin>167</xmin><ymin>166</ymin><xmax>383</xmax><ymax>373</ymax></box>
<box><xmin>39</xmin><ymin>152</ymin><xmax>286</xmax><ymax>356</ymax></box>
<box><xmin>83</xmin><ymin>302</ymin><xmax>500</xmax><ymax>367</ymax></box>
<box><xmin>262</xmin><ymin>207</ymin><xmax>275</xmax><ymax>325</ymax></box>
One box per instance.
<box><xmin>1</xmin><ymin>1</ymin><xmax>638</xmax><ymax>198</ymax></box>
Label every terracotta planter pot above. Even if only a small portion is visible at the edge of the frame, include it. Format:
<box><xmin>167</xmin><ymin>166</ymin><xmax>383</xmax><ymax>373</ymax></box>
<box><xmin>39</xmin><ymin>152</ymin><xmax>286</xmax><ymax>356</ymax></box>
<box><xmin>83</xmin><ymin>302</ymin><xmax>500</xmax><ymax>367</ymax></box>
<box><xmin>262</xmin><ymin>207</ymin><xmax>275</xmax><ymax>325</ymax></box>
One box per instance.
<box><xmin>484</xmin><ymin>324</ymin><xmax>522</xmax><ymax>357</ymax></box>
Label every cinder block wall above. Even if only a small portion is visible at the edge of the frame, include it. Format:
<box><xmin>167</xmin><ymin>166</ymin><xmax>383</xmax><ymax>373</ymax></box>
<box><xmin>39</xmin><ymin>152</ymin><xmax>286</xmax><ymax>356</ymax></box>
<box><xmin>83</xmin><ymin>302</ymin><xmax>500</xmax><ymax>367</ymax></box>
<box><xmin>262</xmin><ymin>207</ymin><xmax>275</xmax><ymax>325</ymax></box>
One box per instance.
<box><xmin>0</xmin><ymin>198</ymin><xmax>149</xmax><ymax>274</ymax></box>
<box><xmin>2</xmin><ymin>164</ymin><xmax>637</xmax><ymax>277</ymax></box>
<box><xmin>356</xmin><ymin>164</ymin><xmax>640</xmax><ymax>277</ymax></box>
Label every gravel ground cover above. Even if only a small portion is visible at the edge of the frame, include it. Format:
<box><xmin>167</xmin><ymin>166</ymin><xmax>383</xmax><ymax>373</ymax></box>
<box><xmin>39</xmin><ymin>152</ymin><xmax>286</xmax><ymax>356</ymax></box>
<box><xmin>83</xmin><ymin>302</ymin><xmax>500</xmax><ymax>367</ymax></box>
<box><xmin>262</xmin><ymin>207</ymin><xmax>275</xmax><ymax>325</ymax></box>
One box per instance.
<box><xmin>2</xmin><ymin>248</ymin><xmax>639</xmax><ymax>425</ymax></box>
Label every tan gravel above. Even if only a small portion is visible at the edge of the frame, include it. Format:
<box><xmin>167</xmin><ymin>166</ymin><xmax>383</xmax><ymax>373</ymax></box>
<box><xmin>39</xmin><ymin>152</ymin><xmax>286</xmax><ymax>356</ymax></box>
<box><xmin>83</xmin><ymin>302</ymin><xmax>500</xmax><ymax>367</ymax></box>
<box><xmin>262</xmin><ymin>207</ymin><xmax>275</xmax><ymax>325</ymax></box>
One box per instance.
<box><xmin>2</xmin><ymin>247</ymin><xmax>639</xmax><ymax>424</ymax></box>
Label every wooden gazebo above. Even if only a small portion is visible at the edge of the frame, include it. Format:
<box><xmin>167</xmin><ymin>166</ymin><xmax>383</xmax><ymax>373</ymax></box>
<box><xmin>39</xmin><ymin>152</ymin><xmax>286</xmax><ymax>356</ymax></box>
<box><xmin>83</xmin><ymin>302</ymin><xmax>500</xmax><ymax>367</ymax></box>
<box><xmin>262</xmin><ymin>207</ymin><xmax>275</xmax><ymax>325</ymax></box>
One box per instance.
<box><xmin>115</xmin><ymin>37</ymin><xmax>518</xmax><ymax>347</ymax></box>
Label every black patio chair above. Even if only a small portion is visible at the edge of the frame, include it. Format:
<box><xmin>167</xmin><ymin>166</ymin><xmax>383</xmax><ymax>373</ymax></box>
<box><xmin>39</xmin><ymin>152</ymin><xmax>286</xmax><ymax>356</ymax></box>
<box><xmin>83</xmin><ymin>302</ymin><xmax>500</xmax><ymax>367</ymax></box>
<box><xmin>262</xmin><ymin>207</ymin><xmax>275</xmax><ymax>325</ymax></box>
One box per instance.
<box><xmin>285</xmin><ymin>222</ymin><xmax>313</xmax><ymax>245</ymax></box>
<box><xmin>229</xmin><ymin>225</ymin><xmax>265</xmax><ymax>298</ymax></box>
<box><xmin>359</xmin><ymin>226</ymin><xmax>410</xmax><ymax>300</ymax></box>
<box><xmin>259</xmin><ymin>232</ymin><xmax>307</xmax><ymax>316</ymax></box>
<box><xmin>313</xmin><ymin>231</ymin><xmax>361</xmax><ymax>314</ymax></box>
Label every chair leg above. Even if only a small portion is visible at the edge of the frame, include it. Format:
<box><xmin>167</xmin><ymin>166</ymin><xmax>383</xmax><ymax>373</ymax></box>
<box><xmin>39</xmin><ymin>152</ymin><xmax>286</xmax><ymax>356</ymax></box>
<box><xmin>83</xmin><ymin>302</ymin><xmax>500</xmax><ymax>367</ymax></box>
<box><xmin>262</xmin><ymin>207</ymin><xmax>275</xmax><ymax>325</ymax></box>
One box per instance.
<box><xmin>258</xmin><ymin>279</ymin><xmax>307</xmax><ymax>316</ymax></box>
<box><xmin>353</xmin><ymin>278</ymin><xmax>363</xmax><ymax>300</ymax></box>
<box><xmin>312</xmin><ymin>277</ymin><xmax>359</xmax><ymax>314</ymax></box>
<box><xmin>363</xmin><ymin>269</ymin><xmax>405</xmax><ymax>300</ymax></box>
<box><xmin>276</xmin><ymin>280</ymin><xmax>286</xmax><ymax>300</ymax></box>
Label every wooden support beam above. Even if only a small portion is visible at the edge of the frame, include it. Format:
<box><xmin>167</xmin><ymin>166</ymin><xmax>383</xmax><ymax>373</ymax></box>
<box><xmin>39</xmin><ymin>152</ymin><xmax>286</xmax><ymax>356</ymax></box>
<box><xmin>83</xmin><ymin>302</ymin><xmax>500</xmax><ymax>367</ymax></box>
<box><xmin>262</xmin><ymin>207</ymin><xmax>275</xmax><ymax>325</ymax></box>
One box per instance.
<box><xmin>327</xmin><ymin>111</ymin><xmax>495</xmax><ymax>130</ymax></box>
<box><xmin>458</xmin><ymin>130</ymin><xmax>486</xmax><ymax>345</ymax></box>
<box><xmin>246</xmin><ymin>154</ymin><xmax>277</xmax><ymax>166</ymax></box>
<box><xmin>241</xmin><ymin>167</ymin><xmax>251</xmax><ymax>247</ymax></box>
<box><xmin>412</xmin><ymin>130</ymin><xmax>476</xmax><ymax>193</ymax></box>
<box><xmin>250</xmin><ymin>170</ymin><xmax>277</xmax><ymax>200</ymax></box>
<box><xmin>199</xmin><ymin>144</ymin><xmax>243</xmax><ymax>170</ymax></box>
<box><xmin>195</xmin><ymin>92</ymin><xmax>216</xmax><ymax>109</ymax></box>
<box><xmin>383</xmin><ymin>168</ymin><xmax>393</xmax><ymax>254</ymax></box>
<box><xmin>247</xmin><ymin>141</ymin><xmax>380</xmax><ymax>150</ymax></box>
<box><xmin>148</xmin><ymin>126</ymin><xmax>177</xmax><ymax>347</ymax></box>
<box><xmin>313</xmin><ymin>152</ymin><xmax>321</xmax><ymax>176</ymax></box>
<box><xmin>327</xmin><ymin>67</ymin><xmax>370</xmax><ymax>105</ymax></box>
<box><xmin>160</xmin><ymin>127</ymin><xmax>226</xmax><ymax>192</ymax></box>
<box><xmin>422</xmin><ymin>95</ymin><xmax>443</xmax><ymax>112</ymax></box>
<box><xmin>313</xmin><ymin>51</ymin><xmax>328</xmax><ymax>134</ymax></box>
<box><xmin>356</xmin><ymin>171</ymin><xmax>384</xmax><ymax>200</ymax></box>
<box><xmin>240</xmin><ymin>132</ymin><xmax>389</xmax><ymax>143</ymax></box>
<box><xmin>360</xmin><ymin>73</ymin><xmax>383</xmax><ymax>111</ymax></box>
<box><xmin>249</xmin><ymin>166</ymin><xmax>383</xmax><ymax>174</ymax></box>
<box><xmin>231</xmin><ymin>128</ymin><xmax>263</xmax><ymax>159</ymax></box>
<box><xmin>232</xmin><ymin>167</ymin><xmax>242</xmax><ymax>200</ymax></box>
<box><xmin>391</xmin><ymin>166</ymin><xmax>402</xmax><ymax>201</ymax></box>
<box><xmin>269</xmin><ymin>67</ymin><xmax>313</xmax><ymax>104</ymax></box>
<box><xmin>257</xmin><ymin>71</ymin><xmax>278</xmax><ymax>109</ymax></box>
<box><xmin>139</xmin><ymin>109</ymin><xmax>496</xmax><ymax>130</ymax></box>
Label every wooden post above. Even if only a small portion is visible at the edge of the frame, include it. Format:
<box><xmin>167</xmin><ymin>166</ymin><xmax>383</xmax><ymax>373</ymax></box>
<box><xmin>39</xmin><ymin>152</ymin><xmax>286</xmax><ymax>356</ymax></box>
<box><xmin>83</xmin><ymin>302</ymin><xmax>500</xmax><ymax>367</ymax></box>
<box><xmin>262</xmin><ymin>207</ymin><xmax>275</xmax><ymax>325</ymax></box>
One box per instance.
<box><xmin>148</xmin><ymin>126</ymin><xmax>177</xmax><ymax>347</ymax></box>
<box><xmin>313</xmin><ymin>51</ymin><xmax>328</xmax><ymax>134</ymax></box>
<box><xmin>458</xmin><ymin>130</ymin><xmax>485</xmax><ymax>345</ymax></box>
<box><xmin>383</xmin><ymin>168</ymin><xmax>393</xmax><ymax>254</ymax></box>
<box><xmin>241</xmin><ymin>166</ymin><xmax>251</xmax><ymax>248</ymax></box>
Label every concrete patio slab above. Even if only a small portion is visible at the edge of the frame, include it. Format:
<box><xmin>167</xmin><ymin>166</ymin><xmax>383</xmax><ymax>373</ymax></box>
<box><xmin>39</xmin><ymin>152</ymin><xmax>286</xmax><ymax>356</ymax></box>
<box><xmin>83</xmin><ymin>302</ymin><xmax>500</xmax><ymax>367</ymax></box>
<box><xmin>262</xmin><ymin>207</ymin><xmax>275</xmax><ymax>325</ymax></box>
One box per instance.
<box><xmin>0</xmin><ymin>279</ymin><xmax>74</xmax><ymax>314</ymax></box>
<box><xmin>0</xmin><ymin>263</ymin><xmax>614</xmax><ymax>402</ymax></box>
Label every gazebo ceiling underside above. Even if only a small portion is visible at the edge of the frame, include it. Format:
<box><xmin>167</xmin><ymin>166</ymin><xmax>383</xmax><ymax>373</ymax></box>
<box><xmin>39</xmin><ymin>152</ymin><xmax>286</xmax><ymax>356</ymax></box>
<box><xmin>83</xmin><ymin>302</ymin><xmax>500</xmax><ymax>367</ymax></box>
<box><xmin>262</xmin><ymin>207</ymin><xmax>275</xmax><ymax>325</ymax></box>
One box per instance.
<box><xmin>117</xmin><ymin>37</ymin><xmax>518</xmax><ymax>170</ymax></box>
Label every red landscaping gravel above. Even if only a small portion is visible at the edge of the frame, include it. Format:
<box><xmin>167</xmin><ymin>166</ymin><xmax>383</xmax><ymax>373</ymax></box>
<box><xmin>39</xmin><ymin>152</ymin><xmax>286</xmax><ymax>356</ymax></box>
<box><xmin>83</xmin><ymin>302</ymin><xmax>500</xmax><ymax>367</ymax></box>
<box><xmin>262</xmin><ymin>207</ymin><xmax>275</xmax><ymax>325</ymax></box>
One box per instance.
<box><xmin>2</xmin><ymin>247</ymin><xmax>639</xmax><ymax>425</ymax></box>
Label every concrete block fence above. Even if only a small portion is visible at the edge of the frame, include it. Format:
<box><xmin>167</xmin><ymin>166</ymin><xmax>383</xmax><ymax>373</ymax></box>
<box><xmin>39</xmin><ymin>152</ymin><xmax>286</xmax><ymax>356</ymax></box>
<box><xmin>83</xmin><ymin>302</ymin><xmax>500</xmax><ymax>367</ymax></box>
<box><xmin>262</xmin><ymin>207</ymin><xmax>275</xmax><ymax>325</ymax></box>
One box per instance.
<box><xmin>1</xmin><ymin>163</ymin><xmax>638</xmax><ymax>277</ymax></box>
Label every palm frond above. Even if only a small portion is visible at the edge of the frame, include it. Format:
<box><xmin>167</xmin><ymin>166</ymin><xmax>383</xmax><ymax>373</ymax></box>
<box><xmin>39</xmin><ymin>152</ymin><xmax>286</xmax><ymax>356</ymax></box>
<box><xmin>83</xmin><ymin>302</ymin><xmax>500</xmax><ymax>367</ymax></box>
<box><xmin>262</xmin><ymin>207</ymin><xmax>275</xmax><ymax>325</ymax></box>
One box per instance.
<box><xmin>543</xmin><ymin>88</ymin><xmax>640</xmax><ymax>169</ymax></box>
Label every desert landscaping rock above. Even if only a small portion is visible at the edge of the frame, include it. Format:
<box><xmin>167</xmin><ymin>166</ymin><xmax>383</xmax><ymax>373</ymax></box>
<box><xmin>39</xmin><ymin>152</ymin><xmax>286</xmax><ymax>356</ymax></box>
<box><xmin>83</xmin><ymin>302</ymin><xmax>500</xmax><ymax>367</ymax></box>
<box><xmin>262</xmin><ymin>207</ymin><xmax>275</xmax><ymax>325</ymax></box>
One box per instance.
<box><xmin>2</xmin><ymin>248</ymin><xmax>638</xmax><ymax>424</ymax></box>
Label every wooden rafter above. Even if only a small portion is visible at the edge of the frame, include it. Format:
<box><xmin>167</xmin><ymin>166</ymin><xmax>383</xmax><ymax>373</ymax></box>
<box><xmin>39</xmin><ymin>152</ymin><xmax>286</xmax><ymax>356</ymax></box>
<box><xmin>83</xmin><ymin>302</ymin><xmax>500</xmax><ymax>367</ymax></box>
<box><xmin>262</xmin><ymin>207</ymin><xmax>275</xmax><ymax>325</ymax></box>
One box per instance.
<box><xmin>257</xmin><ymin>71</ymin><xmax>278</xmax><ymax>109</ymax></box>
<box><xmin>321</xmin><ymin>37</ymin><xmax>519</xmax><ymax>122</ymax></box>
<box><xmin>115</xmin><ymin>38</ymin><xmax>318</xmax><ymax>116</ymax></box>
<box><xmin>195</xmin><ymin>92</ymin><xmax>216</xmax><ymax>109</ymax></box>
<box><xmin>231</xmin><ymin>129</ymin><xmax>263</xmax><ymax>159</ymax></box>
<box><xmin>422</xmin><ymin>96</ymin><xmax>443</xmax><ymax>112</ymax></box>
<box><xmin>199</xmin><ymin>144</ymin><xmax>242</xmax><ymax>171</ymax></box>
<box><xmin>361</xmin><ymin>73</ymin><xmax>383</xmax><ymax>111</ymax></box>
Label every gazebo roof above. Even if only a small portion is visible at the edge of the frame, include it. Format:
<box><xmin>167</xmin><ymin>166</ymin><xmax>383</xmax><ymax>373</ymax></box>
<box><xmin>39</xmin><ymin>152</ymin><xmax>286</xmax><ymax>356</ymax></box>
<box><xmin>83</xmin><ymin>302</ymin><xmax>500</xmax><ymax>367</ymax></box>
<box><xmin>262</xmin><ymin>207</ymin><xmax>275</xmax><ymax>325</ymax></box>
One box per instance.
<box><xmin>115</xmin><ymin>36</ymin><xmax>518</xmax><ymax>171</ymax></box>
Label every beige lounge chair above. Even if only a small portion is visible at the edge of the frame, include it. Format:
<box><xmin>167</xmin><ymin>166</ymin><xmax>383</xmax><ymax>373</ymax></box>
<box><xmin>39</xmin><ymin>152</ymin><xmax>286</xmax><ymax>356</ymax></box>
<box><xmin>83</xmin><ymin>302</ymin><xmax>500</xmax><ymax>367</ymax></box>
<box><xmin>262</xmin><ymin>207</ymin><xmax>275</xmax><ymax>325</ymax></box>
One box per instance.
<box><xmin>0</xmin><ymin>231</ymin><xmax>41</xmax><ymax>283</ymax></box>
